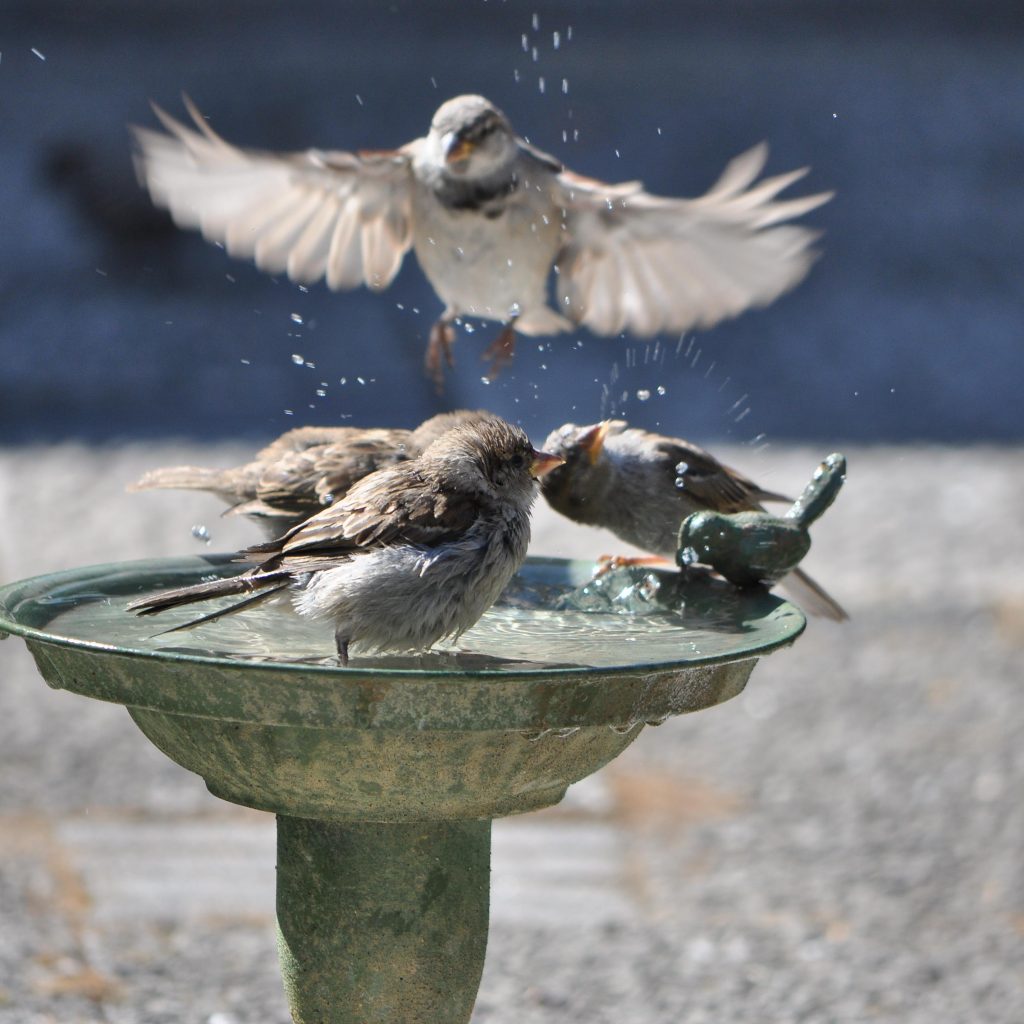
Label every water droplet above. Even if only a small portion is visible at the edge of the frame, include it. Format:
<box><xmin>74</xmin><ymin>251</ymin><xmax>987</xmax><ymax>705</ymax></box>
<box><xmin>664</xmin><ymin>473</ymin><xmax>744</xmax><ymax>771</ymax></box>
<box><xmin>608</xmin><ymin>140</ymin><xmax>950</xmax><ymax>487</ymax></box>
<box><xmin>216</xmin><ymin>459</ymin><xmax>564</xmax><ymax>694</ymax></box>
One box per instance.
<box><xmin>31</xmin><ymin>47</ymin><xmax>46</xmax><ymax>61</ymax></box>
<box><xmin>320</xmin><ymin>493</ymin><xmax>333</xmax><ymax>506</ymax></box>
<box><xmin>657</xmin><ymin>385</ymin><xmax>666</xmax><ymax>396</ymax></box>
<box><xmin>240</xmin><ymin>358</ymin><xmax>250</xmax><ymax>365</ymax></box>
<box><xmin>561</xmin><ymin>78</ymin><xmax>569</xmax><ymax>95</ymax></box>
<box><xmin>636</xmin><ymin>389</ymin><xmax>651</xmax><ymax>401</ymax></box>
<box><xmin>675</xmin><ymin>477</ymin><xmax>687</xmax><ymax>490</ymax></box>
<box><xmin>531</xmin><ymin>12</ymin><xmax>539</xmax><ymax>30</ymax></box>
<box><xmin>191</xmin><ymin>524</ymin><xmax>211</xmax><ymax>544</ymax></box>
<box><xmin>464</xmin><ymin>322</ymin><xmax>475</xmax><ymax>334</ymax></box>
<box><xmin>356</xmin><ymin>376</ymin><xmax>366</xmax><ymax>385</ymax></box>
<box><xmin>283</xmin><ymin>409</ymin><xmax>294</xmax><ymax>416</ymax></box>
<box><xmin>355</xmin><ymin>94</ymin><xmax>363</xmax><ymax>106</ymax></box>
<box><xmin>538</xmin><ymin>75</ymin><xmax>545</xmax><ymax>94</ymax></box>
<box><xmin>291</xmin><ymin>353</ymin><xmax>304</xmax><ymax>365</ymax></box>
<box><xmin>315</xmin><ymin>389</ymin><xmax>326</xmax><ymax>397</ymax></box>
<box><xmin>552</xmin><ymin>30</ymin><xmax>560</xmax><ymax>48</ymax></box>
<box><xmin>521</xmin><ymin>33</ymin><xmax>528</xmax><ymax>51</ymax></box>
<box><xmin>290</xmin><ymin>313</ymin><xmax>303</xmax><ymax>325</ymax></box>
<box><xmin>480</xmin><ymin>376</ymin><xmax>492</xmax><ymax>385</ymax></box>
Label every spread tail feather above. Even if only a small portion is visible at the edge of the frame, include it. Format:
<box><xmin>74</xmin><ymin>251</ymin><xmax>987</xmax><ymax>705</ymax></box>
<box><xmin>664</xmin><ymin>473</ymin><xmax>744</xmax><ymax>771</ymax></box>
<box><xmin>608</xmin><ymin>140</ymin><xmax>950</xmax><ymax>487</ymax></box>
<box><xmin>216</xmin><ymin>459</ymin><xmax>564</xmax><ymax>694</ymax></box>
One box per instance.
<box><xmin>146</xmin><ymin>583</ymin><xmax>290</xmax><ymax>636</ymax></box>
<box><xmin>128</xmin><ymin>465</ymin><xmax>232</xmax><ymax>493</ymax></box>
<box><xmin>128</xmin><ymin>570</ymin><xmax>275</xmax><ymax>617</ymax></box>
<box><xmin>778</xmin><ymin>566</ymin><xmax>848</xmax><ymax>622</ymax></box>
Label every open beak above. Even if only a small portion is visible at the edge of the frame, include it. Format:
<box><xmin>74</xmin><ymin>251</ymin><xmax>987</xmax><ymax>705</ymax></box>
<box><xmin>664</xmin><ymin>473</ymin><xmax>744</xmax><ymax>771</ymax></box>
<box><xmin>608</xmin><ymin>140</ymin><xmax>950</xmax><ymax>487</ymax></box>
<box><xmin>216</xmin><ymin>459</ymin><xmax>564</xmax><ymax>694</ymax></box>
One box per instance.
<box><xmin>530</xmin><ymin>449</ymin><xmax>565</xmax><ymax>480</ymax></box>
<box><xmin>444</xmin><ymin>133</ymin><xmax>476</xmax><ymax>164</ymax></box>
<box><xmin>577</xmin><ymin>421</ymin><xmax>611</xmax><ymax>465</ymax></box>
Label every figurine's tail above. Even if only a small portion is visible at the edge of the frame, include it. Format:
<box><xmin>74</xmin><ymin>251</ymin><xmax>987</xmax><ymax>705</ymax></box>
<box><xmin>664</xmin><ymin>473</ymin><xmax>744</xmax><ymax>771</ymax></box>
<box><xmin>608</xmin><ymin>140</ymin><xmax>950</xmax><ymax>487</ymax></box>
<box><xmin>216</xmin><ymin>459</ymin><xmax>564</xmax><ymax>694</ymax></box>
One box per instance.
<box><xmin>779</xmin><ymin>567</ymin><xmax>848</xmax><ymax>622</ymax></box>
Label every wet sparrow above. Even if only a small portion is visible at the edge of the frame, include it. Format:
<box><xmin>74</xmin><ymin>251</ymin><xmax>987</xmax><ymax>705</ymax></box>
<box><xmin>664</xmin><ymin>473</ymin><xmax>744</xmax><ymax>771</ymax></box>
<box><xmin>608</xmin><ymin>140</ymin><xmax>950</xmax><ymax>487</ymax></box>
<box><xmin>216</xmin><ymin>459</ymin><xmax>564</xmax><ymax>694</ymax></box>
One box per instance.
<box><xmin>540</xmin><ymin>420</ymin><xmax>846</xmax><ymax>621</ymax></box>
<box><xmin>129</xmin><ymin>417</ymin><xmax>564</xmax><ymax>662</ymax></box>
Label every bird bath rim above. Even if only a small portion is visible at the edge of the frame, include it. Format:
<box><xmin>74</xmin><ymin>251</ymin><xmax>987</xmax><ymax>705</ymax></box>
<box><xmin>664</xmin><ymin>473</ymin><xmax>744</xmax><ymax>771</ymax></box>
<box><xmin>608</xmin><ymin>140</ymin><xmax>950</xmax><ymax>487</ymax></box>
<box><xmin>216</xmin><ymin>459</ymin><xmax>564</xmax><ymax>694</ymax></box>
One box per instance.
<box><xmin>0</xmin><ymin>553</ymin><xmax>805</xmax><ymax>681</ymax></box>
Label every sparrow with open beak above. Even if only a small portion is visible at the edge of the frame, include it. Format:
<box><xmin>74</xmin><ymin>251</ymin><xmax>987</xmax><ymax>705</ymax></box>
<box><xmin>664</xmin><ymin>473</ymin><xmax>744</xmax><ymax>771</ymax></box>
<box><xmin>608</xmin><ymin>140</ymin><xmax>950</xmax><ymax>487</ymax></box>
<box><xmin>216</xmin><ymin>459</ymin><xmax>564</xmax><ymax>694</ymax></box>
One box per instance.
<box><xmin>129</xmin><ymin>410</ymin><xmax>498</xmax><ymax>538</ymax></box>
<box><xmin>129</xmin><ymin>417</ymin><xmax>564</xmax><ymax>663</ymax></box>
<box><xmin>132</xmin><ymin>94</ymin><xmax>831</xmax><ymax>387</ymax></box>
<box><xmin>540</xmin><ymin>420</ymin><xmax>847</xmax><ymax>621</ymax></box>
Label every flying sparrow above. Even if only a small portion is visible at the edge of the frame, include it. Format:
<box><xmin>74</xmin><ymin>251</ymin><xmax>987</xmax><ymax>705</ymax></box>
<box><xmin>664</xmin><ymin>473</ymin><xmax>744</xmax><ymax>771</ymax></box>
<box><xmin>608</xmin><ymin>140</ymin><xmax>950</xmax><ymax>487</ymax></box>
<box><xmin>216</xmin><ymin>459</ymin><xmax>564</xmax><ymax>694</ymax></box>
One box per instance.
<box><xmin>540</xmin><ymin>420</ymin><xmax>847</xmax><ymax>621</ymax></box>
<box><xmin>132</xmin><ymin>94</ymin><xmax>831</xmax><ymax>386</ymax></box>
<box><xmin>129</xmin><ymin>410</ymin><xmax>498</xmax><ymax>537</ymax></box>
<box><xmin>128</xmin><ymin>417</ymin><xmax>564</xmax><ymax>663</ymax></box>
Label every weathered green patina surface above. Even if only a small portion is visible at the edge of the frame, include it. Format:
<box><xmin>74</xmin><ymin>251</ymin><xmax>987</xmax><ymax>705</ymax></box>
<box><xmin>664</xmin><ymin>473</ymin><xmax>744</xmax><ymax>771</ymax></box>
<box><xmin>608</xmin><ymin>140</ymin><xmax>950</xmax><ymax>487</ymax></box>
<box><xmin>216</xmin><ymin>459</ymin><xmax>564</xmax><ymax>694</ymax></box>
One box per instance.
<box><xmin>0</xmin><ymin>556</ymin><xmax>804</xmax><ymax>1024</ymax></box>
<box><xmin>677</xmin><ymin>452</ymin><xmax>847</xmax><ymax>586</ymax></box>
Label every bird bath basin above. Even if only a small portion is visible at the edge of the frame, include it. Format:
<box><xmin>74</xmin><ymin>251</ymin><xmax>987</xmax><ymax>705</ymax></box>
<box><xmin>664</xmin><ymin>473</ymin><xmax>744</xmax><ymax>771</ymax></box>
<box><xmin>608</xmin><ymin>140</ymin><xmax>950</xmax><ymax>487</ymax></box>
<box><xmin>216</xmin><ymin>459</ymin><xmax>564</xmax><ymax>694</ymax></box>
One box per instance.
<box><xmin>0</xmin><ymin>554</ymin><xmax>804</xmax><ymax>1023</ymax></box>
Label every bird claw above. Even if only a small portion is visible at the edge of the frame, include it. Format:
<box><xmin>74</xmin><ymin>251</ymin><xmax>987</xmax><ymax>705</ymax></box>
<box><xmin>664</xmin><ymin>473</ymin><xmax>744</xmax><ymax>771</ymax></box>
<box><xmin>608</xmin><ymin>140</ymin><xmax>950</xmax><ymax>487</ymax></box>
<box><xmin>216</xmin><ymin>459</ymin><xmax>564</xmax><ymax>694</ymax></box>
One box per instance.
<box><xmin>480</xmin><ymin>324</ymin><xmax>517</xmax><ymax>381</ymax></box>
<box><xmin>425</xmin><ymin>320</ymin><xmax>456</xmax><ymax>393</ymax></box>
<box><xmin>594</xmin><ymin>554</ymin><xmax>672</xmax><ymax>578</ymax></box>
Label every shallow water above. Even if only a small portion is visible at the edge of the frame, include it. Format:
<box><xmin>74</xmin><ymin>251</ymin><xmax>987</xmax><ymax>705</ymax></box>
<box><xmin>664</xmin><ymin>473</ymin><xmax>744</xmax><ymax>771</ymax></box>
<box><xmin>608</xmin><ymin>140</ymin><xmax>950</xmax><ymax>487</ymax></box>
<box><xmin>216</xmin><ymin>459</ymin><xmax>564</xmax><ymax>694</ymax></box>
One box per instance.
<box><xmin>14</xmin><ymin>559</ymin><xmax>801</xmax><ymax>674</ymax></box>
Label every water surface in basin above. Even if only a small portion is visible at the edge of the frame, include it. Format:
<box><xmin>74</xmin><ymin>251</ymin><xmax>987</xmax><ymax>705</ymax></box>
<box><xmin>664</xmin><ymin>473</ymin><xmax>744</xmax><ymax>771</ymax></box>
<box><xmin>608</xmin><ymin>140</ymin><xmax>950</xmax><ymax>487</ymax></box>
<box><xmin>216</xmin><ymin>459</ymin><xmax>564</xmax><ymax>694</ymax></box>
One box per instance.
<box><xmin>4</xmin><ymin>557</ymin><xmax>804</xmax><ymax>674</ymax></box>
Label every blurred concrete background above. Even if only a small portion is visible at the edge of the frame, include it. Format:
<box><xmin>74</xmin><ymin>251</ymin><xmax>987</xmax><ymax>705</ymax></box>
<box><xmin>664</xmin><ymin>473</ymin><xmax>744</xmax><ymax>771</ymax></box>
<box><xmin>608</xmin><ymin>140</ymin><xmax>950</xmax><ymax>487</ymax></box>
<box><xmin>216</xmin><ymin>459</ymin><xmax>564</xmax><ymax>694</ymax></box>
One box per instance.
<box><xmin>2</xmin><ymin>1</ymin><xmax>1024</xmax><ymax>1022</ymax></box>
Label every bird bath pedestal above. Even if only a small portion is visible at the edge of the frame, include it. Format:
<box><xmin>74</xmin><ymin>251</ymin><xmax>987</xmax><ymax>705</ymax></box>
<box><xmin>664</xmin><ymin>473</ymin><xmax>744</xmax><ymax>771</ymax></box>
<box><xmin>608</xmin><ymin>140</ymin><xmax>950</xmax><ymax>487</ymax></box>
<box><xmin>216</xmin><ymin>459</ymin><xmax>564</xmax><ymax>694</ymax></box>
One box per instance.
<box><xmin>0</xmin><ymin>555</ymin><xmax>804</xmax><ymax>1024</ymax></box>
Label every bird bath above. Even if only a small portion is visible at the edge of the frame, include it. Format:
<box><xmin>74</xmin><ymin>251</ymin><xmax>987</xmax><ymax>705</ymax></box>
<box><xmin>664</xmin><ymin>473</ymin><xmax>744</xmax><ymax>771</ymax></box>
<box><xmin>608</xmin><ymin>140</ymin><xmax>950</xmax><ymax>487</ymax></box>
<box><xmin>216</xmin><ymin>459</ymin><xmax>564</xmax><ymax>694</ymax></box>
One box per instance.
<box><xmin>0</xmin><ymin>554</ymin><xmax>804</xmax><ymax>1024</ymax></box>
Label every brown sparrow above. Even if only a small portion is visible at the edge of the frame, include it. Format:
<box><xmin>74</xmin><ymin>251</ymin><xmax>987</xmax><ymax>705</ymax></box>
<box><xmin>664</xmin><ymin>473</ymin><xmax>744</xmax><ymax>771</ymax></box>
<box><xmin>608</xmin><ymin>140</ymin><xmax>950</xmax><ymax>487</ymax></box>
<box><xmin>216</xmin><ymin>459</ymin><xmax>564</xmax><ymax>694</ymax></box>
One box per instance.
<box><xmin>540</xmin><ymin>420</ymin><xmax>847</xmax><ymax>621</ymax></box>
<box><xmin>132</xmin><ymin>94</ymin><xmax>831</xmax><ymax>385</ymax></box>
<box><xmin>129</xmin><ymin>417</ymin><xmax>564</xmax><ymax>663</ymax></box>
<box><xmin>129</xmin><ymin>410</ymin><xmax>497</xmax><ymax>537</ymax></box>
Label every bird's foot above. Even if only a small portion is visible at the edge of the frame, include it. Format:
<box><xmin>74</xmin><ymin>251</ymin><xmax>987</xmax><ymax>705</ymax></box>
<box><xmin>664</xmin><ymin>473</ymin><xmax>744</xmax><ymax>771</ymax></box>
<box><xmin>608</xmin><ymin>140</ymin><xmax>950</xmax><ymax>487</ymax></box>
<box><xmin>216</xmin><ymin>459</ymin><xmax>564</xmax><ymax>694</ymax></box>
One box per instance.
<box><xmin>480</xmin><ymin>323</ymin><xmax>517</xmax><ymax>381</ymax></box>
<box><xmin>334</xmin><ymin>632</ymin><xmax>350</xmax><ymax>666</ymax></box>
<box><xmin>594</xmin><ymin>554</ymin><xmax>673</xmax><ymax>578</ymax></box>
<box><xmin>425</xmin><ymin>320</ymin><xmax>456</xmax><ymax>393</ymax></box>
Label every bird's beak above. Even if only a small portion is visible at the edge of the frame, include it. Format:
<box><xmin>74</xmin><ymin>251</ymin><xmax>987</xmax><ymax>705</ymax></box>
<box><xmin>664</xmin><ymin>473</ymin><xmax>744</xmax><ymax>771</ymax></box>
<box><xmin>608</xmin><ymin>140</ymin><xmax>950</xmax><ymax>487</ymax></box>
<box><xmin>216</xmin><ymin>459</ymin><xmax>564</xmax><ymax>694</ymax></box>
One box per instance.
<box><xmin>577</xmin><ymin>421</ymin><xmax>611</xmax><ymax>465</ymax></box>
<box><xmin>444</xmin><ymin>132</ymin><xmax>476</xmax><ymax>164</ymax></box>
<box><xmin>530</xmin><ymin>449</ymin><xmax>565</xmax><ymax>480</ymax></box>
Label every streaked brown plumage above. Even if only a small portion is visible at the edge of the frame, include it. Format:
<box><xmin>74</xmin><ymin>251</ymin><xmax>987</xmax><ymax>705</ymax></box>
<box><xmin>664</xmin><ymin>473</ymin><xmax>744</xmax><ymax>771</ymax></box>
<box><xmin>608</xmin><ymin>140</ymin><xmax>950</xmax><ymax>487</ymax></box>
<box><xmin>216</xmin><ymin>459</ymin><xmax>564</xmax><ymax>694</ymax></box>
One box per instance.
<box><xmin>129</xmin><ymin>417</ymin><xmax>564</xmax><ymax>663</ymax></box>
<box><xmin>129</xmin><ymin>410</ymin><xmax>497</xmax><ymax>536</ymax></box>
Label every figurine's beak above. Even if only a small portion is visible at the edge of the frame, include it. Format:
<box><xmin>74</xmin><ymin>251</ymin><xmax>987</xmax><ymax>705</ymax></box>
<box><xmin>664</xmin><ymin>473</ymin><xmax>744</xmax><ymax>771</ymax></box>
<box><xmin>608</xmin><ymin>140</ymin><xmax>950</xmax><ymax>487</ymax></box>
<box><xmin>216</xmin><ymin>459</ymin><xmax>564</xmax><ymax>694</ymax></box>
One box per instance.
<box><xmin>530</xmin><ymin>450</ymin><xmax>565</xmax><ymax>480</ymax></box>
<box><xmin>578</xmin><ymin>421</ymin><xmax>611</xmax><ymax>465</ymax></box>
<box><xmin>443</xmin><ymin>133</ymin><xmax>476</xmax><ymax>164</ymax></box>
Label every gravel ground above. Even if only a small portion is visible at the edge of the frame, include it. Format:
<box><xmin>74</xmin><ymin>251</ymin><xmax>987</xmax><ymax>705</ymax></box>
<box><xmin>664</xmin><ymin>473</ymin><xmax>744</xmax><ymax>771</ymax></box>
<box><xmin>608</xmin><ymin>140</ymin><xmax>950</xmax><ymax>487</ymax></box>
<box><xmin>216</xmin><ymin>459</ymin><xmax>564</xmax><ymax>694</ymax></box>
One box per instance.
<box><xmin>1</xmin><ymin>441</ymin><xmax>1022</xmax><ymax>1023</ymax></box>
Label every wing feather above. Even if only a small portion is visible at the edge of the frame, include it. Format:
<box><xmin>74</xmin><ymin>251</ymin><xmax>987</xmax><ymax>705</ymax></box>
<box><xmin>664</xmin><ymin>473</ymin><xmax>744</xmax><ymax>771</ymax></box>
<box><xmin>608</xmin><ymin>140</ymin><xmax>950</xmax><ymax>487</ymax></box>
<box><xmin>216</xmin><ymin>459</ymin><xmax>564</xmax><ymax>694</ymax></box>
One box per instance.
<box><xmin>555</xmin><ymin>144</ymin><xmax>832</xmax><ymax>337</ymax></box>
<box><xmin>132</xmin><ymin>98</ymin><xmax>415</xmax><ymax>291</ymax></box>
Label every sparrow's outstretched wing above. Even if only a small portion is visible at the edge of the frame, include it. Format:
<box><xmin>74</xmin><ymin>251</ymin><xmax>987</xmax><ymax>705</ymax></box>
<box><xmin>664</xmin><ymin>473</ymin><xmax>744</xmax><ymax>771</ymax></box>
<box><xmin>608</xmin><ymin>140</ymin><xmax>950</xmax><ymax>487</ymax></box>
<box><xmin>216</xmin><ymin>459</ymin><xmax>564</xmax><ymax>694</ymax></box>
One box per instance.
<box><xmin>132</xmin><ymin>97</ymin><xmax>416</xmax><ymax>290</ymax></box>
<box><xmin>554</xmin><ymin>144</ymin><xmax>832</xmax><ymax>336</ymax></box>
